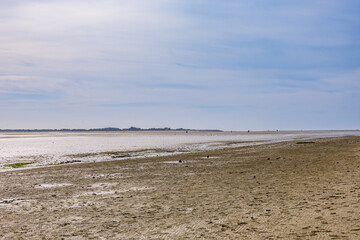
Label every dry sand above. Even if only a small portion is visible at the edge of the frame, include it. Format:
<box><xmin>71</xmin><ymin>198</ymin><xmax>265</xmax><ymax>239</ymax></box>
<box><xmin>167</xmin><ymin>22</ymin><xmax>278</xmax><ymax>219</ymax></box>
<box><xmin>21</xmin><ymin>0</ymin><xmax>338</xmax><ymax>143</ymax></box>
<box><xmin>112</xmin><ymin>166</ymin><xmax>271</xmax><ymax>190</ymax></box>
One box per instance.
<box><xmin>0</xmin><ymin>136</ymin><xmax>359</xmax><ymax>239</ymax></box>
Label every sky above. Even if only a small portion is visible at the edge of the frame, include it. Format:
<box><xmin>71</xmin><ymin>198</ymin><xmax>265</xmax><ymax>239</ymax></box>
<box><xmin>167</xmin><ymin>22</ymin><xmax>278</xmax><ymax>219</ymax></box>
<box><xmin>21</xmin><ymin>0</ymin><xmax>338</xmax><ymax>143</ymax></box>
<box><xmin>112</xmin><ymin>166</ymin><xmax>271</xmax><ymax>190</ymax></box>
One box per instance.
<box><xmin>0</xmin><ymin>0</ymin><xmax>359</xmax><ymax>130</ymax></box>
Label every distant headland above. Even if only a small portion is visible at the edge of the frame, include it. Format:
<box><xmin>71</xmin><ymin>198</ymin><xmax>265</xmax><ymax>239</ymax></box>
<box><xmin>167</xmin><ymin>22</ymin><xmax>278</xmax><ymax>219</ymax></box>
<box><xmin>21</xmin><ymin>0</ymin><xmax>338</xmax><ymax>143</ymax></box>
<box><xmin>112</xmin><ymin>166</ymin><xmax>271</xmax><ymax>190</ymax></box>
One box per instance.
<box><xmin>0</xmin><ymin>127</ymin><xmax>223</xmax><ymax>132</ymax></box>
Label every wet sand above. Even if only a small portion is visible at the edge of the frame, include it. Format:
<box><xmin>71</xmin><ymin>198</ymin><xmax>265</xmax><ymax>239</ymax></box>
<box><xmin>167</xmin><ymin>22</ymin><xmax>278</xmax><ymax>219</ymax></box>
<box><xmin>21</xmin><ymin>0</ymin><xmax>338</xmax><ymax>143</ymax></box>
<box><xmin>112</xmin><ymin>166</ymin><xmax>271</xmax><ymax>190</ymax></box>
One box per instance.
<box><xmin>2</xmin><ymin>130</ymin><xmax>359</xmax><ymax>168</ymax></box>
<box><xmin>1</xmin><ymin>136</ymin><xmax>359</xmax><ymax>239</ymax></box>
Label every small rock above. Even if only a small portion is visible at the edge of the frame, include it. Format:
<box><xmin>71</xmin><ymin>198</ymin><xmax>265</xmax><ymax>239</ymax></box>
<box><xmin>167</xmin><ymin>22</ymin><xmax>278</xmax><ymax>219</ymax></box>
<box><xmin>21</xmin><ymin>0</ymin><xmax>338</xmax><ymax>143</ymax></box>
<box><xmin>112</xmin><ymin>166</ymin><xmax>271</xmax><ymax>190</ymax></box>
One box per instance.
<box><xmin>238</xmin><ymin>222</ymin><xmax>248</xmax><ymax>225</ymax></box>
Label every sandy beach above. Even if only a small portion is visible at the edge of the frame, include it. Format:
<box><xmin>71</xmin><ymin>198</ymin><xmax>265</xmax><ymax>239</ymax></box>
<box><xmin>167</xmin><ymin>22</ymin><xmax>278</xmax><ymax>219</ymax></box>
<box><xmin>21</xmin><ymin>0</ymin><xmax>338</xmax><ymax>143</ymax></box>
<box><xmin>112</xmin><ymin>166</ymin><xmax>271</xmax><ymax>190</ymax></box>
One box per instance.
<box><xmin>1</xmin><ymin>136</ymin><xmax>359</xmax><ymax>239</ymax></box>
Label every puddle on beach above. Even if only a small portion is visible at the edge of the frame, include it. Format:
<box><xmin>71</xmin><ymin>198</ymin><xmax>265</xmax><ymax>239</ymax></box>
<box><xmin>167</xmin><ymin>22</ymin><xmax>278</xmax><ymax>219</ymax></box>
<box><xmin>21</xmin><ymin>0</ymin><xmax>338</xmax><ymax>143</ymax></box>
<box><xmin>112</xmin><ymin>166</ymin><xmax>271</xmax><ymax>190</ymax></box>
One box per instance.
<box><xmin>33</xmin><ymin>183</ymin><xmax>73</xmax><ymax>188</ymax></box>
<box><xmin>86</xmin><ymin>173</ymin><xmax>130</xmax><ymax>179</ymax></box>
<box><xmin>79</xmin><ymin>186</ymin><xmax>155</xmax><ymax>197</ymax></box>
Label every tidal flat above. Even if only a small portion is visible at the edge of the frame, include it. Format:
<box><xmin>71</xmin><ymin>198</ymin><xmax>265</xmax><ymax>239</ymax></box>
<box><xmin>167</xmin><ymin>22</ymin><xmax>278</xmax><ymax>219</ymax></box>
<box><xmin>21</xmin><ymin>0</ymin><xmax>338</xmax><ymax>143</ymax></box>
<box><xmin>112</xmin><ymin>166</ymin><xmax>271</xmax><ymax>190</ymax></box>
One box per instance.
<box><xmin>0</xmin><ymin>136</ymin><xmax>359</xmax><ymax>239</ymax></box>
<box><xmin>1</xmin><ymin>130</ymin><xmax>359</xmax><ymax>171</ymax></box>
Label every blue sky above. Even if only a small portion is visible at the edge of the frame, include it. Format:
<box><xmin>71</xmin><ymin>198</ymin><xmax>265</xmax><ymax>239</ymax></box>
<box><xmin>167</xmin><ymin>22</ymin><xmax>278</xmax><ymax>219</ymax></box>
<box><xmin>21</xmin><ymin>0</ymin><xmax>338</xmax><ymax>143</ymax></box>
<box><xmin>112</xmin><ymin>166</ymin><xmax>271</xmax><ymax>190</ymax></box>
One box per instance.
<box><xmin>0</xmin><ymin>0</ymin><xmax>359</xmax><ymax>130</ymax></box>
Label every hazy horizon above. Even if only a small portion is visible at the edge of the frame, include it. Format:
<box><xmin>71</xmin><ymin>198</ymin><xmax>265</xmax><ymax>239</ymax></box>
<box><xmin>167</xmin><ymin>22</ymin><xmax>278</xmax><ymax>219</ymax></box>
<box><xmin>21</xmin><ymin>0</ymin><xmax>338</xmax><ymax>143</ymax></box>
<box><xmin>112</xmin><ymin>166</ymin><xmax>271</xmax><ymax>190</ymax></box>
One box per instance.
<box><xmin>1</xmin><ymin>1</ymin><xmax>359</xmax><ymax>131</ymax></box>
<box><xmin>0</xmin><ymin>127</ymin><xmax>359</xmax><ymax>132</ymax></box>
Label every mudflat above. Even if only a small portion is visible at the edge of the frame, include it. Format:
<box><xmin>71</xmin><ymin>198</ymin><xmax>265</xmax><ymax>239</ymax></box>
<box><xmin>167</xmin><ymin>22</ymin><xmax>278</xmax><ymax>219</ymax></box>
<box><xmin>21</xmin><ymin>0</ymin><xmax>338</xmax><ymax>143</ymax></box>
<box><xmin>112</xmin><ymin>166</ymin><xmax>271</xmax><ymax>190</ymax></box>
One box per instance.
<box><xmin>1</xmin><ymin>136</ymin><xmax>359</xmax><ymax>239</ymax></box>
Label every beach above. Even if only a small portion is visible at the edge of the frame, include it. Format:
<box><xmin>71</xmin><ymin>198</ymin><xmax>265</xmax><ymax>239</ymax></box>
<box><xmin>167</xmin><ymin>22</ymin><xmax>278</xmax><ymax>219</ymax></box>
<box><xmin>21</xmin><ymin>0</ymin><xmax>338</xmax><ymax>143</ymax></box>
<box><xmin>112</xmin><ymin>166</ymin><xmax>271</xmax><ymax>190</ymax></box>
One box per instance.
<box><xmin>0</xmin><ymin>136</ymin><xmax>360</xmax><ymax>239</ymax></box>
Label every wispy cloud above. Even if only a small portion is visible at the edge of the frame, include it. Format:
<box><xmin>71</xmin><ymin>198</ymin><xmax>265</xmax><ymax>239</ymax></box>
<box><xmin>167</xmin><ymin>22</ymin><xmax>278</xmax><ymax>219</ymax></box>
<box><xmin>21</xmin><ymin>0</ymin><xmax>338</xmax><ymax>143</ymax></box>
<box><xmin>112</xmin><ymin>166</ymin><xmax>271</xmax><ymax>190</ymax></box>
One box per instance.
<box><xmin>0</xmin><ymin>90</ymin><xmax>59</xmax><ymax>101</ymax></box>
<box><xmin>97</xmin><ymin>102</ymin><xmax>165</xmax><ymax>108</ymax></box>
<box><xmin>149</xmin><ymin>83</ymin><xmax>206</xmax><ymax>90</ymax></box>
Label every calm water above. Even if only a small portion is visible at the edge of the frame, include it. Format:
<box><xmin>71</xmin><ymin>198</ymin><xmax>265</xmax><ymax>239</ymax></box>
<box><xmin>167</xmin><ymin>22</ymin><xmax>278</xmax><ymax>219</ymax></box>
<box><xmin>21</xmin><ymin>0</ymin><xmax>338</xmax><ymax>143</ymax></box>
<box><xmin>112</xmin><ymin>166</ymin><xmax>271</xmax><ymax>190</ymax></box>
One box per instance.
<box><xmin>0</xmin><ymin>130</ymin><xmax>359</xmax><ymax>170</ymax></box>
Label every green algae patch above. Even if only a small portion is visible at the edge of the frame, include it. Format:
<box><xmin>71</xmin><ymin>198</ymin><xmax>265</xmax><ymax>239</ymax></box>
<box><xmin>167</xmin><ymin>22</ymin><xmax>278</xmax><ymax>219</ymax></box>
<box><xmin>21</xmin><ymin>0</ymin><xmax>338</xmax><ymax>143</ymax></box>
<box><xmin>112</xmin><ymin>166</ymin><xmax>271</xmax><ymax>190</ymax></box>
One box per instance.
<box><xmin>4</xmin><ymin>162</ymin><xmax>33</xmax><ymax>168</ymax></box>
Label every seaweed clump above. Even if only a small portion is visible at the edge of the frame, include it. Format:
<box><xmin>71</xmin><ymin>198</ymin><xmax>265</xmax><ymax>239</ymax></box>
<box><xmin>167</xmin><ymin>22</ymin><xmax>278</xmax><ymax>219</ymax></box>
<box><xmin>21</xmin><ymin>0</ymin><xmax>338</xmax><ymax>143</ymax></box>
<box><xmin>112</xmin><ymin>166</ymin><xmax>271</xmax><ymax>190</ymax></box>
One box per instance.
<box><xmin>4</xmin><ymin>162</ymin><xmax>32</xmax><ymax>168</ymax></box>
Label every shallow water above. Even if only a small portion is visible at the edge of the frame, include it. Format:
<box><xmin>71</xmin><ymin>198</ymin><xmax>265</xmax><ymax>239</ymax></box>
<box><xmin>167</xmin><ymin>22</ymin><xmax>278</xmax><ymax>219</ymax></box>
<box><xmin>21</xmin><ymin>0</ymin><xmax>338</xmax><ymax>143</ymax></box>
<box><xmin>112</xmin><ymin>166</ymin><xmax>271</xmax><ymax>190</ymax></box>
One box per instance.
<box><xmin>0</xmin><ymin>130</ymin><xmax>359</xmax><ymax>170</ymax></box>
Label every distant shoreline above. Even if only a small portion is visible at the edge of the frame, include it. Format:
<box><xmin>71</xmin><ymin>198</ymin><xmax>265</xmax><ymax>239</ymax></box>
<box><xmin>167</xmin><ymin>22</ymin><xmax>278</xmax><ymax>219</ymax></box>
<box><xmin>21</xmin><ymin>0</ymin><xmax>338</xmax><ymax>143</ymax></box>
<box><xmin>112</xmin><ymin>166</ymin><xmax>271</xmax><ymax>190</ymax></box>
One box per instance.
<box><xmin>0</xmin><ymin>127</ymin><xmax>223</xmax><ymax>133</ymax></box>
<box><xmin>0</xmin><ymin>128</ymin><xmax>358</xmax><ymax>133</ymax></box>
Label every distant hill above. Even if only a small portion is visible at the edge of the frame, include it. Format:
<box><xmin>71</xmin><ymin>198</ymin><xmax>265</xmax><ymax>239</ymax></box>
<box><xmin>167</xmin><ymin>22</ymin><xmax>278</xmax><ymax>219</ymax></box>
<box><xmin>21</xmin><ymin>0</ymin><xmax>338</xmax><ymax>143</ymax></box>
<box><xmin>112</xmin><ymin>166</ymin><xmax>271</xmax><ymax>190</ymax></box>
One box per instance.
<box><xmin>0</xmin><ymin>127</ymin><xmax>222</xmax><ymax>132</ymax></box>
